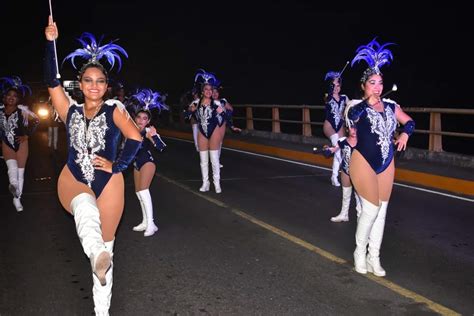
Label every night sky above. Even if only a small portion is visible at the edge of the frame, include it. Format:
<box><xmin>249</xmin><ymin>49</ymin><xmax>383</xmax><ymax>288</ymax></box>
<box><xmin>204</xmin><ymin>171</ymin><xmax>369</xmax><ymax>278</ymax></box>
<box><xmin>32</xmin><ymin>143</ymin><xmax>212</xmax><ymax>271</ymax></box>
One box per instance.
<box><xmin>1</xmin><ymin>1</ymin><xmax>472</xmax><ymax>108</ymax></box>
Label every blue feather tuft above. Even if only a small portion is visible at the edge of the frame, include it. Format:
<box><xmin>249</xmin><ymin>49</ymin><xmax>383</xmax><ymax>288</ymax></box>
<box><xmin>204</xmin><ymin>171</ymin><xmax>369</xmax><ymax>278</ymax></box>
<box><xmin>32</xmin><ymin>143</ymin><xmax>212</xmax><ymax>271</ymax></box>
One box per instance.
<box><xmin>194</xmin><ymin>69</ymin><xmax>220</xmax><ymax>88</ymax></box>
<box><xmin>351</xmin><ymin>37</ymin><xmax>395</xmax><ymax>71</ymax></box>
<box><xmin>131</xmin><ymin>88</ymin><xmax>169</xmax><ymax>113</ymax></box>
<box><xmin>63</xmin><ymin>32</ymin><xmax>128</xmax><ymax>71</ymax></box>
<box><xmin>0</xmin><ymin>76</ymin><xmax>32</xmax><ymax>96</ymax></box>
<box><xmin>324</xmin><ymin>71</ymin><xmax>341</xmax><ymax>81</ymax></box>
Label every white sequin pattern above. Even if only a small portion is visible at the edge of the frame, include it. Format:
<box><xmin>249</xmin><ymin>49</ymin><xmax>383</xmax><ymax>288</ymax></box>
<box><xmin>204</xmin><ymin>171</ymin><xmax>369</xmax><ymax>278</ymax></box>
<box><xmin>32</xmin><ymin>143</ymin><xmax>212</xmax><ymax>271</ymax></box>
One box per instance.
<box><xmin>5</xmin><ymin>111</ymin><xmax>19</xmax><ymax>147</ymax></box>
<box><xmin>341</xmin><ymin>145</ymin><xmax>352</xmax><ymax>174</ymax></box>
<box><xmin>329</xmin><ymin>97</ymin><xmax>345</xmax><ymax>128</ymax></box>
<box><xmin>69</xmin><ymin>110</ymin><xmax>109</xmax><ymax>186</ymax></box>
<box><xmin>198</xmin><ymin>106</ymin><xmax>213</xmax><ymax>136</ymax></box>
<box><xmin>365</xmin><ymin>105</ymin><xmax>397</xmax><ymax>165</ymax></box>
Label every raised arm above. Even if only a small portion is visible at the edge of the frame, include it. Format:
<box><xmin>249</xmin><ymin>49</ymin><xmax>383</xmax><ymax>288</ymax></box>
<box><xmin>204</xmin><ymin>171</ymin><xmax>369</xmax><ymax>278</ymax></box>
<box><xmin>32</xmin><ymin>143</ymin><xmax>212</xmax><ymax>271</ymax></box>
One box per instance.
<box><xmin>44</xmin><ymin>15</ymin><xmax>70</xmax><ymax>123</ymax></box>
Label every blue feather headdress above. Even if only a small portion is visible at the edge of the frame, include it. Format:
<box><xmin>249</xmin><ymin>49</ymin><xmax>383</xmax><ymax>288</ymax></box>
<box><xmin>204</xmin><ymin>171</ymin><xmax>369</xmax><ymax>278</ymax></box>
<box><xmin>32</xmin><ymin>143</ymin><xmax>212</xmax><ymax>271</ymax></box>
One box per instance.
<box><xmin>351</xmin><ymin>37</ymin><xmax>395</xmax><ymax>83</ymax></box>
<box><xmin>0</xmin><ymin>76</ymin><xmax>32</xmax><ymax>97</ymax></box>
<box><xmin>194</xmin><ymin>69</ymin><xmax>221</xmax><ymax>88</ymax></box>
<box><xmin>131</xmin><ymin>88</ymin><xmax>169</xmax><ymax>114</ymax></box>
<box><xmin>324</xmin><ymin>71</ymin><xmax>342</xmax><ymax>96</ymax></box>
<box><xmin>63</xmin><ymin>32</ymin><xmax>128</xmax><ymax>72</ymax></box>
<box><xmin>324</xmin><ymin>71</ymin><xmax>341</xmax><ymax>82</ymax></box>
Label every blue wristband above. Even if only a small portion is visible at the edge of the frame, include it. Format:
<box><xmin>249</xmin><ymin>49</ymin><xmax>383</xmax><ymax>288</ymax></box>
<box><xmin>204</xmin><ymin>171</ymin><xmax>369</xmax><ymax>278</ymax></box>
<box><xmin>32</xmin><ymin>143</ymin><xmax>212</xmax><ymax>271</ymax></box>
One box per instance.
<box><xmin>402</xmin><ymin>120</ymin><xmax>415</xmax><ymax>136</ymax></box>
<box><xmin>44</xmin><ymin>41</ymin><xmax>61</xmax><ymax>88</ymax></box>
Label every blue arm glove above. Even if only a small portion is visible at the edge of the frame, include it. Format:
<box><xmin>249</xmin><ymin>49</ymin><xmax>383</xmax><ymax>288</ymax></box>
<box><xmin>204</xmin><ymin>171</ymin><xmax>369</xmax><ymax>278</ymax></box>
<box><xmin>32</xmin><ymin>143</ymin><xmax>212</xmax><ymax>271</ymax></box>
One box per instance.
<box><xmin>43</xmin><ymin>41</ymin><xmax>61</xmax><ymax>88</ymax></box>
<box><xmin>402</xmin><ymin>120</ymin><xmax>415</xmax><ymax>136</ymax></box>
<box><xmin>347</xmin><ymin>100</ymin><xmax>368</xmax><ymax>122</ymax></box>
<box><xmin>112</xmin><ymin>138</ymin><xmax>141</xmax><ymax>173</ymax></box>
<box><xmin>151</xmin><ymin>134</ymin><xmax>167</xmax><ymax>152</ymax></box>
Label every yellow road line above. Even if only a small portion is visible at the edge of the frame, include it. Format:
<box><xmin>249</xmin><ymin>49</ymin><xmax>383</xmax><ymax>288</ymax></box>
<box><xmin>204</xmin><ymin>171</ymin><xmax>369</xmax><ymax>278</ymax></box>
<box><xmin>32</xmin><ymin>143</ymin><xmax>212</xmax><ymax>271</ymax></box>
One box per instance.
<box><xmin>159</xmin><ymin>129</ymin><xmax>474</xmax><ymax>196</ymax></box>
<box><xmin>160</xmin><ymin>173</ymin><xmax>460</xmax><ymax>316</ymax></box>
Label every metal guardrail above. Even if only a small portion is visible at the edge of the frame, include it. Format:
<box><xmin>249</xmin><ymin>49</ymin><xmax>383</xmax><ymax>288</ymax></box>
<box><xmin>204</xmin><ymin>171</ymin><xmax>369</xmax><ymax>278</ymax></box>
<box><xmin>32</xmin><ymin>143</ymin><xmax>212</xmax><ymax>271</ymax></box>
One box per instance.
<box><xmin>169</xmin><ymin>104</ymin><xmax>474</xmax><ymax>152</ymax></box>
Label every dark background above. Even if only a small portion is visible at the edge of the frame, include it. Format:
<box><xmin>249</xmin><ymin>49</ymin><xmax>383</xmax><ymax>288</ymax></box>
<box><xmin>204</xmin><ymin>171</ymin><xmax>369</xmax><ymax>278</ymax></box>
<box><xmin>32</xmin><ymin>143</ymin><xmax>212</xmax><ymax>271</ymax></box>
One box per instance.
<box><xmin>1</xmin><ymin>1</ymin><xmax>471</xmax><ymax>106</ymax></box>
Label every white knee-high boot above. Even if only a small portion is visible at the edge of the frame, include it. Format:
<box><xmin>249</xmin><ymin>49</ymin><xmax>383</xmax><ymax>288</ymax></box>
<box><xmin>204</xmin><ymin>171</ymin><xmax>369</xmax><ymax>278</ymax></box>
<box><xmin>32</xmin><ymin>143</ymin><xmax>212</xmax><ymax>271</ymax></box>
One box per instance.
<box><xmin>140</xmin><ymin>189</ymin><xmax>158</xmax><ymax>237</ymax></box>
<box><xmin>18</xmin><ymin>168</ymin><xmax>25</xmax><ymax>197</ymax></box>
<box><xmin>329</xmin><ymin>134</ymin><xmax>341</xmax><ymax>186</ymax></box>
<box><xmin>132</xmin><ymin>191</ymin><xmax>147</xmax><ymax>232</ymax></box>
<box><xmin>13</xmin><ymin>168</ymin><xmax>25</xmax><ymax>212</ymax></box>
<box><xmin>367</xmin><ymin>201</ymin><xmax>388</xmax><ymax>277</ymax></box>
<box><xmin>70</xmin><ymin>193</ymin><xmax>111</xmax><ymax>286</ymax></box>
<box><xmin>93</xmin><ymin>239</ymin><xmax>114</xmax><ymax>316</ymax></box>
<box><xmin>6</xmin><ymin>159</ymin><xmax>22</xmax><ymax>211</ymax></box>
<box><xmin>199</xmin><ymin>151</ymin><xmax>210</xmax><ymax>192</ymax></box>
<box><xmin>6</xmin><ymin>159</ymin><xmax>19</xmax><ymax>197</ymax></box>
<box><xmin>354</xmin><ymin>197</ymin><xmax>380</xmax><ymax>274</ymax></box>
<box><xmin>192</xmin><ymin>124</ymin><xmax>199</xmax><ymax>152</ymax></box>
<box><xmin>354</xmin><ymin>191</ymin><xmax>362</xmax><ymax>218</ymax></box>
<box><xmin>209</xmin><ymin>150</ymin><xmax>221</xmax><ymax>193</ymax></box>
<box><xmin>331</xmin><ymin>186</ymin><xmax>351</xmax><ymax>222</ymax></box>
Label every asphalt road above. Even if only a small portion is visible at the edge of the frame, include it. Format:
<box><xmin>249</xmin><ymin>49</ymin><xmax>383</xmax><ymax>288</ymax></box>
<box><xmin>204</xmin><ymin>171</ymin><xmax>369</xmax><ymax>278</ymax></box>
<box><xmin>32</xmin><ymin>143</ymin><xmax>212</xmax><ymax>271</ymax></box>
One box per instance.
<box><xmin>0</xmin><ymin>129</ymin><xmax>472</xmax><ymax>315</ymax></box>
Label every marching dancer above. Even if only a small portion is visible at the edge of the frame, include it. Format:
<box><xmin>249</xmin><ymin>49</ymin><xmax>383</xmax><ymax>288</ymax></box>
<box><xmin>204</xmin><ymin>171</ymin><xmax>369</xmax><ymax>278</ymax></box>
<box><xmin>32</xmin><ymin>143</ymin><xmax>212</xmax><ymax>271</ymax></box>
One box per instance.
<box><xmin>129</xmin><ymin>88</ymin><xmax>168</xmax><ymax>237</ymax></box>
<box><xmin>323</xmin><ymin>70</ymin><xmax>350</xmax><ymax>186</ymax></box>
<box><xmin>212</xmin><ymin>84</ymin><xmax>241</xmax><ymax>168</ymax></box>
<box><xmin>44</xmin><ymin>16</ymin><xmax>141</xmax><ymax>314</ymax></box>
<box><xmin>187</xmin><ymin>69</ymin><xmax>227</xmax><ymax>193</ymax></box>
<box><xmin>325</xmin><ymin>126</ymin><xmax>362</xmax><ymax>222</ymax></box>
<box><xmin>0</xmin><ymin>76</ymin><xmax>39</xmax><ymax>212</ymax></box>
<box><xmin>347</xmin><ymin>38</ymin><xmax>415</xmax><ymax>277</ymax></box>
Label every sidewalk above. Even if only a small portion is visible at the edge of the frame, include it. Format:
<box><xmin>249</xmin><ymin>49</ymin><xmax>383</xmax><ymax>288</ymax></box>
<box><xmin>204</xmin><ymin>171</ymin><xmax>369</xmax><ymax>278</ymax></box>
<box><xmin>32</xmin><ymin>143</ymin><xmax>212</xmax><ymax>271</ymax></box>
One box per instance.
<box><xmin>159</xmin><ymin>124</ymin><xmax>474</xmax><ymax>197</ymax></box>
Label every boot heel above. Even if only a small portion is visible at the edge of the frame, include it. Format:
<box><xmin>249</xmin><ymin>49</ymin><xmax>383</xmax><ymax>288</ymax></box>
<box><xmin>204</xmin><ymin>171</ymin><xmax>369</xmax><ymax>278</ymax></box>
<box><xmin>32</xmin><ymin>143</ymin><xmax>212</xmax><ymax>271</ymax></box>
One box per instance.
<box><xmin>199</xmin><ymin>181</ymin><xmax>210</xmax><ymax>192</ymax></box>
<box><xmin>214</xmin><ymin>181</ymin><xmax>222</xmax><ymax>193</ymax></box>
<box><xmin>366</xmin><ymin>256</ymin><xmax>386</xmax><ymax>277</ymax></box>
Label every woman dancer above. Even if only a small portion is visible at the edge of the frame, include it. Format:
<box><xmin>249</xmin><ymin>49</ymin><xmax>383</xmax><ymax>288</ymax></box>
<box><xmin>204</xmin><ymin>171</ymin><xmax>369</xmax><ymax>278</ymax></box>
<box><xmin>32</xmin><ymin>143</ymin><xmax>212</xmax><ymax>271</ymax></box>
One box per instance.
<box><xmin>325</xmin><ymin>126</ymin><xmax>362</xmax><ymax>222</ymax></box>
<box><xmin>45</xmin><ymin>16</ymin><xmax>141</xmax><ymax>314</ymax></box>
<box><xmin>347</xmin><ymin>38</ymin><xmax>415</xmax><ymax>277</ymax></box>
<box><xmin>129</xmin><ymin>88</ymin><xmax>167</xmax><ymax>237</ymax></box>
<box><xmin>187</xmin><ymin>69</ymin><xmax>227</xmax><ymax>193</ymax></box>
<box><xmin>323</xmin><ymin>71</ymin><xmax>349</xmax><ymax>186</ymax></box>
<box><xmin>0</xmin><ymin>76</ymin><xmax>39</xmax><ymax>211</ymax></box>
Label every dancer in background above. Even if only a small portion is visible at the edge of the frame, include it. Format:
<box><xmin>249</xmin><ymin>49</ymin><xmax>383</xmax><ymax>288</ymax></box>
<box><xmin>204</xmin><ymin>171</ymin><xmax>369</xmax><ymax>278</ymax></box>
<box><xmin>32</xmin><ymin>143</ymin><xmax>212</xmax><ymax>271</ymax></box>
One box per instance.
<box><xmin>212</xmin><ymin>84</ymin><xmax>241</xmax><ymax>168</ymax></box>
<box><xmin>347</xmin><ymin>38</ymin><xmax>415</xmax><ymax>277</ymax></box>
<box><xmin>129</xmin><ymin>88</ymin><xmax>168</xmax><ymax>237</ymax></box>
<box><xmin>323</xmin><ymin>70</ymin><xmax>349</xmax><ymax>186</ymax></box>
<box><xmin>325</xmin><ymin>126</ymin><xmax>362</xmax><ymax>222</ymax></box>
<box><xmin>187</xmin><ymin>69</ymin><xmax>227</xmax><ymax>193</ymax></box>
<box><xmin>0</xmin><ymin>76</ymin><xmax>39</xmax><ymax>212</ymax></box>
<box><xmin>45</xmin><ymin>16</ymin><xmax>141</xmax><ymax>314</ymax></box>
<box><xmin>46</xmin><ymin>99</ymin><xmax>61</xmax><ymax>151</ymax></box>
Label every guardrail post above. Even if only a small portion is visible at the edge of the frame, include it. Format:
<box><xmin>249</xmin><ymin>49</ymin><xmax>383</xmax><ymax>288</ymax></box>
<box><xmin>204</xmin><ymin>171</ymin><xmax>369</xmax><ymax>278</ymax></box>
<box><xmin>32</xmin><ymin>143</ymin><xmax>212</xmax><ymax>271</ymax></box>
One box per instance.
<box><xmin>302</xmin><ymin>106</ymin><xmax>312</xmax><ymax>137</ymax></box>
<box><xmin>429</xmin><ymin>112</ymin><xmax>443</xmax><ymax>152</ymax></box>
<box><xmin>272</xmin><ymin>107</ymin><xmax>280</xmax><ymax>133</ymax></box>
<box><xmin>246</xmin><ymin>106</ymin><xmax>254</xmax><ymax>130</ymax></box>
